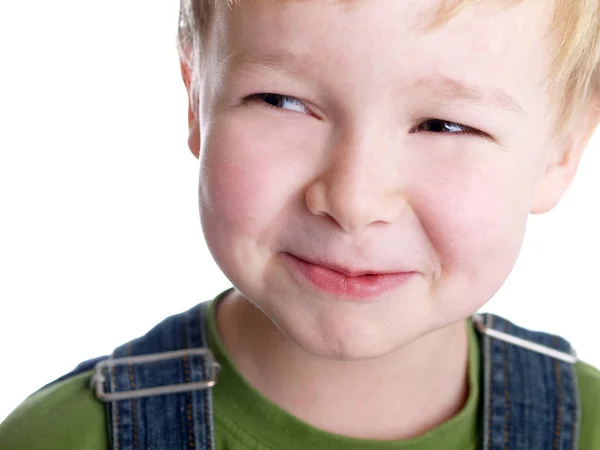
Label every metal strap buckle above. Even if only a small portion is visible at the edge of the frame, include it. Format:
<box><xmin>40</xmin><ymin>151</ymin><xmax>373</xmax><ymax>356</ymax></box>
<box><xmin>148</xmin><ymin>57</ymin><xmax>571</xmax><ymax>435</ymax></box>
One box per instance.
<box><xmin>472</xmin><ymin>314</ymin><xmax>578</xmax><ymax>364</ymax></box>
<box><xmin>91</xmin><ymin>348</ymin><xmax>221</xmax><ymax>402</ymax></box>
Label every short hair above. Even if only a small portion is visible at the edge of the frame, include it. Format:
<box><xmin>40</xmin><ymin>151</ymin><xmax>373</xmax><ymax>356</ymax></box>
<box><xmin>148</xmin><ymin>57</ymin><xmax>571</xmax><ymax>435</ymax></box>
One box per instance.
<box><xmin>177</xmin><ymin>0</ymin><xmax>600</xmax><ymax>135</ymax></box>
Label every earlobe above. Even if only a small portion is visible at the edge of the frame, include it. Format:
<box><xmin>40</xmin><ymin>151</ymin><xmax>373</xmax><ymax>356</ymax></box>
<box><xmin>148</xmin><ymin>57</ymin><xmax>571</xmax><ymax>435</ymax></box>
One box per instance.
<box><xmin>530</xmin><ymin>167</ymin><xmax>566</xmax><ymax>215</ymax></box>
<box><xmin>188</xmin><ymin>119</ymin><xmax>200</xmax><ymax>159</ymax></box>
<box><xmin>180</xmin><ymin>59</ymin><xmax>201</xmax><ymax>159</ymax></box>
<box><xmin>531</xmin><ymin>104</ymin><xmax>600</xmax><ymax>214</ymax></box>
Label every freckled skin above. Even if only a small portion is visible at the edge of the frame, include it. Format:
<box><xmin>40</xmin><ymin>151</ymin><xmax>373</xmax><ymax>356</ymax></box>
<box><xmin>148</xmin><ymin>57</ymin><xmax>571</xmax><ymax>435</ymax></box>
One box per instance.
<box><xmin>180</xmin><ymin>0</ymin><xmax>598</xmax><ymax>439</ymax></box>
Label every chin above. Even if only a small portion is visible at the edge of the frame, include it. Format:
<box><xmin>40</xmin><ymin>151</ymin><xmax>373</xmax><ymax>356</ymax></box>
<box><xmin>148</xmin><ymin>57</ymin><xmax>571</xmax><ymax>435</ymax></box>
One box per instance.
<box><xmin>294</xmin><ymin>327</ymin><xmax>407</xmax><ymax>362</ymax></box>
<box><xmin>318</xmin><ymin>342</ymin><xmax>401</xmax><ymax>362</ymax></box>
<box><xmin>269</xmin><ymin>300</ymin><xmax>416</xmax><ymax>361</ymax></box>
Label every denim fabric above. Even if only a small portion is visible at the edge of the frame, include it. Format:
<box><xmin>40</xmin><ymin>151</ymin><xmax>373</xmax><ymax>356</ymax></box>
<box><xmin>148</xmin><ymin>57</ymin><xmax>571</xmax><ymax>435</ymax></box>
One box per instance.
<box><xmin>34</xmin><ymin>356</ymin><xmax>109</xmax><ymax>395</ymax></box>
<box><xmin>477</xmin><ymin>314</ymin><xmax>580</xmax><ymax>450</ymax></box>
<box><xmin>78</xmin><ymin>304</ymin><xmax>579</xmax><ymax>450</ymax></box>
<box><xmin>100</xmin><ymin>302</ymin><xmax>216</xmax><ymax>450</ymax></box>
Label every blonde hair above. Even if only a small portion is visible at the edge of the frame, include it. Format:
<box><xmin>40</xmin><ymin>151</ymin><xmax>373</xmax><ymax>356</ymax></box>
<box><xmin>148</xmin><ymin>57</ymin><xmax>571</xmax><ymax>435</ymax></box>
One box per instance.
<box><xmin>177</xmin><ymin>0</ymin><xmax>600</xmax><ymax>135</ymax></box>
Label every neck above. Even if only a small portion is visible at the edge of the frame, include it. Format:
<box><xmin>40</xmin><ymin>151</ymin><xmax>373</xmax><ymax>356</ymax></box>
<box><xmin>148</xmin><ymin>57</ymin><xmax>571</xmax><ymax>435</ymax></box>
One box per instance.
<box><xmin>216</xmin><ymin>291</ymin><xmax>471</xmax><ymax>441</ymax></box>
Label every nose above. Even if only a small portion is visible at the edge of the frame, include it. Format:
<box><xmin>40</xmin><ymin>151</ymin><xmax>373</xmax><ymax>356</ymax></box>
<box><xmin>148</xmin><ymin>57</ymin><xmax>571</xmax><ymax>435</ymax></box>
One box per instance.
<box><xmin>304</xmin><ymin>132</ymin><xmax>406</xmax><ymax>234</ymax></box>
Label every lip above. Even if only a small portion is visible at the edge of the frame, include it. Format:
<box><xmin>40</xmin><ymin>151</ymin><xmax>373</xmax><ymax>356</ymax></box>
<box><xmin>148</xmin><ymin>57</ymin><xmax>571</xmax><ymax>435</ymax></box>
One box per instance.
<box><xmin>282</xmin><ymin>253</ymin><xmax>416</xmax><ymax>300</ymax></box>
<box><xmin>292</xmin><ymin>255</ymin><xmax>398</xmax><ymax>277</ymax></box>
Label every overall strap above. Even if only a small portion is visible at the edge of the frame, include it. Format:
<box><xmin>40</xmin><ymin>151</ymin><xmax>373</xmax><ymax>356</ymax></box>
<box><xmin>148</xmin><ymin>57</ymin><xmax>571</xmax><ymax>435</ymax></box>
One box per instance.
<box><xmin>474</xmin><ymin>313</ymin><xmax>580</xmax><ymax>450</ymax></box>
<box><xmin>91</xmin><ymin>301</ymin><xmax>219</xmax><ymax>450</ymax></box>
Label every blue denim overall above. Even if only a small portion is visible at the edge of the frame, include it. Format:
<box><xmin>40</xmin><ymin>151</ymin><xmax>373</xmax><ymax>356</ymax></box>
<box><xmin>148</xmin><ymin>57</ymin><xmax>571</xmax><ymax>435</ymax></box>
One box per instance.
<box><xmin>65</xmin><ymin>301</ymin><xmax>580</xmax><ymax>450</ymax></box>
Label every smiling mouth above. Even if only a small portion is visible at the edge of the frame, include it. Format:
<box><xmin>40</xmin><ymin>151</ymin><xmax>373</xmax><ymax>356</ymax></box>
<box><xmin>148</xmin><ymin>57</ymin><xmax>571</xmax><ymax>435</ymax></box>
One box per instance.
<box><xmin>281</xmin><ymin>253</ymin><xmax>416</xmax><ymax>299</ymax></box>
<box><xmin>288</xmin><ymin>253</ymin><xmax>406</xmax><ymax>277</ymax></box>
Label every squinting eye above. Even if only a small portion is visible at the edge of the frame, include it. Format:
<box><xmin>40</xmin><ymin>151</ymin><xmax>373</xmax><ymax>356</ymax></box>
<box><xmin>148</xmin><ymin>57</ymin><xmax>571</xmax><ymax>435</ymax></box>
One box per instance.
<box><xmin>413</xmin><ymin>119</ymin><xmax>483</xmax><ymax>137</ymax></box>
<box><xmin>253</xmin><ymin>93</ymin><xmax>309</xmax><ymax>114</ymax></box>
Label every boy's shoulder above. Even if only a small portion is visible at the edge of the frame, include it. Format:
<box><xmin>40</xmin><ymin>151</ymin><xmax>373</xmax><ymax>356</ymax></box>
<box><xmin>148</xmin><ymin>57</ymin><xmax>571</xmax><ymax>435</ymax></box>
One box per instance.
<box><xmin>0</xmin><ymin>370</ymin><xmax>107</xmax><ymax>450</ymax></box>
<box><xmin>577</xmin><ymin>358</ymin><xmax>600</xmax><ymax>394</ymax></box>
<box><xmin>0</xmin><ymin>300</ymin><xmax>215</xmax><ymax>450</ymax></box>
<box><xmin>575</xmin><ymin>359</ymin><xmax>600</xmax><ymax>447</ymax></box>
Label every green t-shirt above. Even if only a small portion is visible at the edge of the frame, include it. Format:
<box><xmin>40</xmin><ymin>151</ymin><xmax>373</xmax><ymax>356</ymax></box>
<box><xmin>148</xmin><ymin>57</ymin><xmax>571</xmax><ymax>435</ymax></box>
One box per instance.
<box><xmin>2</xmin><ymin>295</ymin><xmax>600</xmax><ymax>449</ymax></box>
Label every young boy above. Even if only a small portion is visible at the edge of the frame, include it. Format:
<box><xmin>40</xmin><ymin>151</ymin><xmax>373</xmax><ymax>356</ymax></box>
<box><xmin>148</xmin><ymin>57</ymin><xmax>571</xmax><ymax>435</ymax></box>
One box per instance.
<box><xmin>1</xmin><ymin>0</ymin><xmax>600</xmax><ymax>448</ymax></box>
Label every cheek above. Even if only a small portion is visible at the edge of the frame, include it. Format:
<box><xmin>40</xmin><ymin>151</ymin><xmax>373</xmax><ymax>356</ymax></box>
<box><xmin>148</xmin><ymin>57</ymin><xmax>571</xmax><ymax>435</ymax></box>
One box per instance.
<box><xmin>198</xmin><ymin>115</ymin><xmax>318</xmax><ymax>237</ymax></box>
<box><xmin>200</xmin><ymin>140</ymin><xmax>275</xmax><ymax>238</ymax></box>
<box><xmin>201</xmin><ymin>155</ymin><xmax>272</xmax><ymax>235</ymax></box>
<box><xmin>419</xmin><ymin>155</ymin><xmax>534</xmax><ymax>287</ymax></box>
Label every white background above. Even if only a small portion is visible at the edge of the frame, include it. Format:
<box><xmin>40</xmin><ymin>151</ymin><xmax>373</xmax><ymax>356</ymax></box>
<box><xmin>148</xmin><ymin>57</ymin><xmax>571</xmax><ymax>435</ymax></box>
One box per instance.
<box><xmin>1</xmin><ymin>0</ymin><xmax>599</xmax><ymax>424</ymax></box>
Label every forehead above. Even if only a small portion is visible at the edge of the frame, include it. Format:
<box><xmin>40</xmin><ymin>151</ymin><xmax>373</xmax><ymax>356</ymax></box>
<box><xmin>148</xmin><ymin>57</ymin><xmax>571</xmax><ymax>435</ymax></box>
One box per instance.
<box><xmin>211</xmin><ymin>0</ymin><xmax>554</xmax><ymax>118</ymax></box>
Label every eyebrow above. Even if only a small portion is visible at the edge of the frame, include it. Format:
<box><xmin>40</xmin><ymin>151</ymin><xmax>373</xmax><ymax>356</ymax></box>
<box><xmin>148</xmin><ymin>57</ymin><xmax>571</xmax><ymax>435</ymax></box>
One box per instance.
<box><xmin>226</xmin><ymin>49</ymin><xmax>526</xmax><ymax>117</ymax></box>
<box><xmin>226</xmin><ymin>48</ymin><xmax>310</xmax><ymax>80</ymax></box>
<box><xmin>412</xmin><ymin>76</ymin><xmax>526</xmax><ymax>117</ymax></box>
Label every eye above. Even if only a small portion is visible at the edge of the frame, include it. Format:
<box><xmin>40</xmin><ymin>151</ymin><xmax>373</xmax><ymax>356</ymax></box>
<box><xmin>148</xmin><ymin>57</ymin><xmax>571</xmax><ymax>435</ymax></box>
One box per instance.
<box><xmin>412</xmin><ymin>119</ymin><xmax>484</xmax><ymax>137</ymax></box>
<box><xmin>249</xmin><ymin>93</ymin><xmax>309</xmax><ymax>114</ymax></box>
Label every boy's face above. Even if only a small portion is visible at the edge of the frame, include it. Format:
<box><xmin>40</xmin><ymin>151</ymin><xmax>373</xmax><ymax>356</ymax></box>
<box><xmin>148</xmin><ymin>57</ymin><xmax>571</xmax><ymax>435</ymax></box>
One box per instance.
<box><xmin>186</xmin><ymin>0</ymin><xmax>593</xmax><ymax>360</ymax></box>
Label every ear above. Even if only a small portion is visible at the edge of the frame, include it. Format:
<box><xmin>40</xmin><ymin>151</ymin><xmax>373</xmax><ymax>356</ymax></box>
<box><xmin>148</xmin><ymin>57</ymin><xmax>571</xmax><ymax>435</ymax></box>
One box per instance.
<box><xmin>531</xmin><ymin>102</ymin><xmax>600</xmax><ymax>214</ymax></box>
<box><xmin>180</xmin><ymin>58</ymin><xmax>201</xmax><ymax>159</ymax></box>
